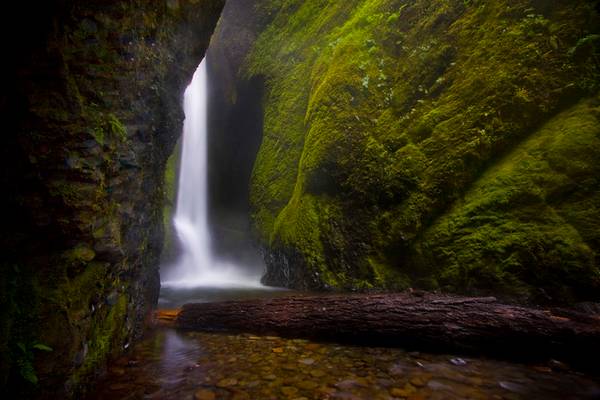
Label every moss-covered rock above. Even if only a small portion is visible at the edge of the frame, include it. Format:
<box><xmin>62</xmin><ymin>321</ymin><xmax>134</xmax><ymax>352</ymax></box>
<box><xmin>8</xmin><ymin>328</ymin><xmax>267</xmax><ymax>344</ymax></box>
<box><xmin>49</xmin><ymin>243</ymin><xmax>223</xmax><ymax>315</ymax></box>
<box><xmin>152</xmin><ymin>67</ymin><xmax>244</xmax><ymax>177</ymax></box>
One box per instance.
<box><xmin>212</xmin><ymin>0</ymin><xmax>600</xmax><ymax>300</ymax></box>
<box><xmin>0</xmin><ymin>0</ymin><xmax>224</xmax><ymax>397</ymax></box>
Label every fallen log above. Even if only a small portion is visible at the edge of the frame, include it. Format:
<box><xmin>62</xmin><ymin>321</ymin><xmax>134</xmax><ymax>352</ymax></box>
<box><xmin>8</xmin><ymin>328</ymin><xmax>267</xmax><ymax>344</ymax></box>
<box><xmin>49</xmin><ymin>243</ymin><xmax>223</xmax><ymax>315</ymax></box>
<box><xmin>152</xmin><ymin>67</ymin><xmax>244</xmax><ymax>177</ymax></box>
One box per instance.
<box><xmin>174</xmin><ymin>293</ymin><xmax>600</xmax><ymax>369</ymax></box>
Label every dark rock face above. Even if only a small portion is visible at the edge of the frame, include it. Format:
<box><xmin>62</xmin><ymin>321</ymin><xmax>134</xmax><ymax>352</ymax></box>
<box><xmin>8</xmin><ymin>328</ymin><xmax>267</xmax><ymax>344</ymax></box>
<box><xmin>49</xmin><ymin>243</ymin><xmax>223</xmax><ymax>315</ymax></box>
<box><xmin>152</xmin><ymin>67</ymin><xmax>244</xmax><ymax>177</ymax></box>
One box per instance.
<box><xmin>0</xmin><ymin>0</ymin><xmax>224</xmax><ymax>397</ymax></box>
<box><xmin>204</xmin><ymin>1</ymin><xmax>267</xmax><ymax>271</ymax></box>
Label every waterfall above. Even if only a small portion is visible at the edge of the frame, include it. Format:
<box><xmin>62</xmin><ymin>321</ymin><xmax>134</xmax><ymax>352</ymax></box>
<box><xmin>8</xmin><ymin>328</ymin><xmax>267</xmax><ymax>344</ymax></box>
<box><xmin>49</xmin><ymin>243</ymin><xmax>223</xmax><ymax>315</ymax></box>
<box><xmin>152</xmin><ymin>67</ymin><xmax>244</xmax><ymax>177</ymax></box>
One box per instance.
<box><xmin>161</xmin><ymin>58</ymin><xmax>262</xmax><ymax>288</ymax></box>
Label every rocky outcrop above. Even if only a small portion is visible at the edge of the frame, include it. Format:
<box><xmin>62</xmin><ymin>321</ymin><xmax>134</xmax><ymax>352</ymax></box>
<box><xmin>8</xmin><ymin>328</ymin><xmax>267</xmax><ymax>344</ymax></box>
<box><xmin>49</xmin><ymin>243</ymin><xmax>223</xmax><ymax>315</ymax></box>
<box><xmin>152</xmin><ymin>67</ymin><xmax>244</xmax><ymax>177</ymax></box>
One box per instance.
<box><xmin>203</xmin><ymin>1</ymin><xmax>267</xmax><ymax>269</ymax></box>
<box><xmin>0</xmin><ymin>0</ymin><xmax>223</xmax><ymax>397</ymax></box>
<box><xmin>210</xmin><ymin>0</ymin><xmax>600</xmax><ymax>303</ymax></box>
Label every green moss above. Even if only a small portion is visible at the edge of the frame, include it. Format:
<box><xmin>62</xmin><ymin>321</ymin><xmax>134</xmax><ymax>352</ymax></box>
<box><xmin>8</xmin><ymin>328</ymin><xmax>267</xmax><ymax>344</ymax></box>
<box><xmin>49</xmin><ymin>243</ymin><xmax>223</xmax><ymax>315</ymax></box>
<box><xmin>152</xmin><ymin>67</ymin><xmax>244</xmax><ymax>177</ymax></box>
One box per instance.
<box><xmin>67</xmin><ymin>294</ymin><xmax>128</xmax><ymax>391</ymax></box>
<box><xmin>245</xmin><ymin>0</ymin><xmax>600</xmax><ymax>297</ymax></box>
<box><xmin>416</xmin><ymin>96</ymin><xmax>600</xmax><ymax>302</ymax></box>
<box><xmin>162</xmin><ymin>139</ymin><xmax>181</xmax><ymax>261</ymax></box>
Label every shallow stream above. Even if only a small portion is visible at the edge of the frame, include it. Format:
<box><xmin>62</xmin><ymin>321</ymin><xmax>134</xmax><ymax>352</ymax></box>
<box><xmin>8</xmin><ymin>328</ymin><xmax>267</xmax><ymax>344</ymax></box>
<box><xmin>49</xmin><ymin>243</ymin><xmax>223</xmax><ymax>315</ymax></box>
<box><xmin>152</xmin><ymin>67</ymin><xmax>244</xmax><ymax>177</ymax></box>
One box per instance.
<box><xmin>90</xmin><ymin>289</ymin><xmax>600</xmax><ymax>400</ymax></box>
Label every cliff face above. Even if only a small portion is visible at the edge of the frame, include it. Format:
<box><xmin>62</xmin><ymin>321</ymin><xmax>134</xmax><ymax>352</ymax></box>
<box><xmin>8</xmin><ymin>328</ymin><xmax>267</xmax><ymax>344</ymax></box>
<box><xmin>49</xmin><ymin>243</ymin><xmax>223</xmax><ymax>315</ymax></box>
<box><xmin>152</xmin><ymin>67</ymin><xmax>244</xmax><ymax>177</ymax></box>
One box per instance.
<box><xmin>204</xmin><ymin>2</ymin><xmax>268</xmax><ymax>268</ymax></box>
<box><xmin>210</xmin><ymin>0</ymin><xmax>600</xmax><ymax>302</ymax></box>
<box><xmin>0</xmin><ymin>0</ymin><xmax>223</xmax><ymax>396</ymax></box>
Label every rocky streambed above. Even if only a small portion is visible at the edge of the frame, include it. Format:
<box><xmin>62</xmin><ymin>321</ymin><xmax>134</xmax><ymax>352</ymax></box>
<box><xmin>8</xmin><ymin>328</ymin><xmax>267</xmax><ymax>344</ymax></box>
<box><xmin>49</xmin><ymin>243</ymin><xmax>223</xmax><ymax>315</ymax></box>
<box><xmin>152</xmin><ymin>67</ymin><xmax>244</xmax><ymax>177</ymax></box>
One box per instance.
<box><xmin>89</xmin><ymin>327</ymin><xmax>599</xmax><ymax>400</ymax></box>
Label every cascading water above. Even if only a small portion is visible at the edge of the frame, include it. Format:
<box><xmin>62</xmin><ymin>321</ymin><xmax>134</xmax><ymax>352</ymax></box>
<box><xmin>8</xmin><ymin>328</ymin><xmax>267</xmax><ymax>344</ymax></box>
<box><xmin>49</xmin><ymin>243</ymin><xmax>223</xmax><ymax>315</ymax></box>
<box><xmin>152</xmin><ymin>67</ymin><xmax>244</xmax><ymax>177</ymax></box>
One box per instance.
<box><xmin>161</xmin><ymin>58</ymin><xmax>263</xmax><ymax>288</ymax></box>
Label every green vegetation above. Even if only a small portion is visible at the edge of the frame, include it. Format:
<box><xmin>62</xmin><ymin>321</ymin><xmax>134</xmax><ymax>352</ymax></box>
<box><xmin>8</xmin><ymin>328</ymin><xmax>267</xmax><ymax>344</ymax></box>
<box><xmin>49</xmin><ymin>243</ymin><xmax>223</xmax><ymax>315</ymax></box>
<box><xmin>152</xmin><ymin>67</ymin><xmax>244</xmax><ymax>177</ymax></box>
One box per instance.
<box><xmin>162</xmin><ymin>139</ymin><xmax>181</xmax><ymax>262</ymax></box>
<box><xmin>245</xmin><ymin>0</ymin><xmax>600</xmax><ymax>300</ymax></box>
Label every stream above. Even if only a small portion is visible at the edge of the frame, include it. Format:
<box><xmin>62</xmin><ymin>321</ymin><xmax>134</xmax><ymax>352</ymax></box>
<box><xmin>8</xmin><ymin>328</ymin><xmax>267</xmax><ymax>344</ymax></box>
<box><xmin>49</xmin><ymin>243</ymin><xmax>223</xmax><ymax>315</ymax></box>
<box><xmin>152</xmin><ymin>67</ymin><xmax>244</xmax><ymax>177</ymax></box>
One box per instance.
<box><xmin>89</xmin><ymin>289</ymin><xmax>600</xmax><ymax>400</ymax></box>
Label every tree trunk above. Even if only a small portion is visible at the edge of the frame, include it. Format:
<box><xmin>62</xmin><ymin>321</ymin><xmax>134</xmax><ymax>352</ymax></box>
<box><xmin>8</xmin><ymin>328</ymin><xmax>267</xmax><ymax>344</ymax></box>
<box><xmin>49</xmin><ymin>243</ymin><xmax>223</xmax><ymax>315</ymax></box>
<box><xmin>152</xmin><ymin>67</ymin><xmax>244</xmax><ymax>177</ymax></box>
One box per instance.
<box><xmin>169</xmin><ymin>293</ymin><xmax>600</xmax><ymax>368</ymax></box>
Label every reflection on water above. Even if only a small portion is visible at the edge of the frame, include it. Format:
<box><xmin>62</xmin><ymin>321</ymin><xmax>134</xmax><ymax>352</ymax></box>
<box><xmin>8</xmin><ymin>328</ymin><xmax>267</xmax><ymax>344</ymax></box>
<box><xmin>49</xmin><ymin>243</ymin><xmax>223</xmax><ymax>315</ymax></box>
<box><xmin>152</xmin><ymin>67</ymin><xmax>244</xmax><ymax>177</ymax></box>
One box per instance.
<box><xmin>158</xmin><ymin>286</ymin><xmax>294</xmax><ymax>309</ymax></box>
<box><xmin>90</xmin><ymin>327</ymin><xmax>600</xmax><ymax>400</ymax></box>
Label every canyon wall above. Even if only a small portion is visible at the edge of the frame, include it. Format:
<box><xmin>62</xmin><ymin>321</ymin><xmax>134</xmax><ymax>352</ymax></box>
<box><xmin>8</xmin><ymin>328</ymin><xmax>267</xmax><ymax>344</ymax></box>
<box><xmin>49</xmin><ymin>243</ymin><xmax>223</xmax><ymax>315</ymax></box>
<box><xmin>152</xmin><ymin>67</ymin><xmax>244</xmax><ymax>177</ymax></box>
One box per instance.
<box><xmin>209</xmin><ymin>0</ymin><xmax>600</xmax><ymax>302</ymax></box>
<box><xmin>0</xmin><ymin>0</ymin><xmax>223</xmax><ymax>397</ymax></box>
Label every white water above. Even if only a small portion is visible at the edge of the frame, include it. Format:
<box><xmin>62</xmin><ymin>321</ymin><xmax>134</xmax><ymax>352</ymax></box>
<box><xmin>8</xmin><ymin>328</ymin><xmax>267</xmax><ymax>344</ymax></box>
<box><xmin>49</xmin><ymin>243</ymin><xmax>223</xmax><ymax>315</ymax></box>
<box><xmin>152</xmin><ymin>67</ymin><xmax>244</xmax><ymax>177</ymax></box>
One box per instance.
<box><xmin>161</xmin><ymin>59</ymin><xmax>263</xmax><ymax>289</ymax></box>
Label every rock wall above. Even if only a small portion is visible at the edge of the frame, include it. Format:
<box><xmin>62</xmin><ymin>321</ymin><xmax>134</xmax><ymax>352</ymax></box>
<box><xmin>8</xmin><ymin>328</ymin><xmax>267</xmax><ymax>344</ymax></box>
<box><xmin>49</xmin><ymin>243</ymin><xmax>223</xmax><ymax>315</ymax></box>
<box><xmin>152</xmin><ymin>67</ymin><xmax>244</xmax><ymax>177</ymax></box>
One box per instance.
<box><xmin>0</xmin><ymin>0</ymin><xmax>223</xmax><ymax>397</ymax></box>
<box><xmin>204</xmin><ymin>1</ymin><xmax>268</xmax><ymax>269</ymax></box>
<box><xmin>210</xmin><ymin>0</ymin><xmax>600</xmax><ymax>302</ymax></box>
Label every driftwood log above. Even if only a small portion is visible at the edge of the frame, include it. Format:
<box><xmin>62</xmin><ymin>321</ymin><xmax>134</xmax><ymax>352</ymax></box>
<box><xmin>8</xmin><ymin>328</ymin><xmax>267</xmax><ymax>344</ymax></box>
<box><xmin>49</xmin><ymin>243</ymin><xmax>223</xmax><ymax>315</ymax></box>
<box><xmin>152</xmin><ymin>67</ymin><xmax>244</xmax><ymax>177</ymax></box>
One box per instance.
<box><xmin>170</xmin><ymin>293</ymin><xmax>600</xmax><ymax>368</ymax></box>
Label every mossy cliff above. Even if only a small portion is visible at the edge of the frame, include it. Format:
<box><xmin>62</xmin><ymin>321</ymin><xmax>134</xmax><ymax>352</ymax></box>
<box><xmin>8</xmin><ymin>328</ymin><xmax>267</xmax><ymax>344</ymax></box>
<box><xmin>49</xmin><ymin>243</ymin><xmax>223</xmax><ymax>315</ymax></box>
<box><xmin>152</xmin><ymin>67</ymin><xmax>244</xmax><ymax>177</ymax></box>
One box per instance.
<box><xmin>0</xmin><ymin>0</ymin><xmax>223</xmax><ymax>397</ymax></box>
<box><xmin>210</xmin><ymin>0</ymin><xmax>600</xmax><ymax>301</ymax></box>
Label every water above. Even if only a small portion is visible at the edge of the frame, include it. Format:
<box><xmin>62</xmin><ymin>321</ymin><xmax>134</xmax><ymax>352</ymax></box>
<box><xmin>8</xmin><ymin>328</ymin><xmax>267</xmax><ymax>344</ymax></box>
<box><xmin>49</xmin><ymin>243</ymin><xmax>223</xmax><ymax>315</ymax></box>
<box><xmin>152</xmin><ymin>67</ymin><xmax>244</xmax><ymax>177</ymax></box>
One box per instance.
<box><xmin>89</xmin><ymin>289</ymin><xmax>600</xmax><ymax>400</ymax></box>
<box><xmin>158</xmin><ymin>286</ymin><xmax>293</xmax><ymax>309</ymax></box>
<box><xmin>91</xmin><ymin>330</ymin><xmax>600</xmax><ymax>400</ymax></box>
<box><xmin>161</xmin><ymin>58</ymin><xmax>262</xmax><ymax>288</ymax></box>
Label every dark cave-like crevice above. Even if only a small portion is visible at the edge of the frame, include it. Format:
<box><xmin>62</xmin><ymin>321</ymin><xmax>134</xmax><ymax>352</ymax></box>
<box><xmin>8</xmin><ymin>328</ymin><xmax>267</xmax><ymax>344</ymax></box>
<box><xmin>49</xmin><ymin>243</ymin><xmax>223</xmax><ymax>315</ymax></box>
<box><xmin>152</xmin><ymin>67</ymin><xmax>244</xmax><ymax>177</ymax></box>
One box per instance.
<box><xmin>206</xmin><ymin>56</ymin><xmax>265</xmax><ymax>270</ymax></box>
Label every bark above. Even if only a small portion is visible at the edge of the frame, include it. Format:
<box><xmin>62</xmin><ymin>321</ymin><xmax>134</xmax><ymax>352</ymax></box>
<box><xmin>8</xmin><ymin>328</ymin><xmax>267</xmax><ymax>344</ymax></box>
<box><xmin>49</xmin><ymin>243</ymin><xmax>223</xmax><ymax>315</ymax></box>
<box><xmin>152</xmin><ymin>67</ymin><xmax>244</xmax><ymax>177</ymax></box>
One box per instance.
<box><xmin>170</xmin><ymin>293</ymin><xmax>600</xmax><ymax>367</ymax></box>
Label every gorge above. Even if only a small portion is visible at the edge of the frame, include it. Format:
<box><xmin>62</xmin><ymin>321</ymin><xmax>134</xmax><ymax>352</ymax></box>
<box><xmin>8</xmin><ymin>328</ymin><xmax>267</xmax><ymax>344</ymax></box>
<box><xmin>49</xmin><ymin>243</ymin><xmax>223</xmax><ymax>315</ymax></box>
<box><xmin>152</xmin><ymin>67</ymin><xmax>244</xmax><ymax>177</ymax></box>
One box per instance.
<box><xmin>2</xmin><ymin>0</ymin><xmax>600</xmax><ymax>398</ymax></box>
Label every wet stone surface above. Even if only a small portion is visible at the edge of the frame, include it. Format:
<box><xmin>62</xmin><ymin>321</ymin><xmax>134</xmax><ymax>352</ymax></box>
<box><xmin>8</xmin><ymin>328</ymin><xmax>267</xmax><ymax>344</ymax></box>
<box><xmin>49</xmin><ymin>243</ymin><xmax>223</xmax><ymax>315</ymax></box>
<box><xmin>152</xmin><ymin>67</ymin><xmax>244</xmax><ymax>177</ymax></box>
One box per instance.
<box><xmin>89</xmin><ymin>328</ymin><xmax>600</xmax><ymax>399</ymax></box>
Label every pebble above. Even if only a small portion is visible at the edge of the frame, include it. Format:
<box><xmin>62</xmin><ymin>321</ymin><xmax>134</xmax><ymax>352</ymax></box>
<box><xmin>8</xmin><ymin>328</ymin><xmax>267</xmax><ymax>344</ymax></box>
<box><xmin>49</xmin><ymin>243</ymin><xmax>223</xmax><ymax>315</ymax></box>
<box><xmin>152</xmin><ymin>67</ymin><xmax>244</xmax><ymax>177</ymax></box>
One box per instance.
<box><xmin>194</xmin><ymin>388</ymin><xmax>216</xmax><ymax>400</ymax></box>
<box><xmin>390</xmin><ymin>384</ymin><xmax>416</xmax><ymax>397</ymax></box>
<box><xmin>92</xmin><ymin>326</ymin><xmax>599</xmax><ymax>400</ymax></box>
<box><xmin>498</xmin><ymin>381</ymin><xmax>527</xmax><ymax>393</ymax></box>
<box><xmin>281</xmin><ymin>386</ymin><xmax>299</xmax><ymax>396</ymax></box>
<box><xmin>410</xmin><ymin>375</ymin><xmax>429</xmax><ymax>387</ymax></box>
<box><xmin>297</xmin><ymin>380</ymin><xmax>319</xmax><ymax>390</ymax></box>
<box><xmin>450</xmin><ymin>358</ymin><xmax>467</xmax><ymax>366</ymax></box>
<box><xmin>217</xmin><ymin>378</ymin><xmax>238</xmax><ymax>387</ymax></box>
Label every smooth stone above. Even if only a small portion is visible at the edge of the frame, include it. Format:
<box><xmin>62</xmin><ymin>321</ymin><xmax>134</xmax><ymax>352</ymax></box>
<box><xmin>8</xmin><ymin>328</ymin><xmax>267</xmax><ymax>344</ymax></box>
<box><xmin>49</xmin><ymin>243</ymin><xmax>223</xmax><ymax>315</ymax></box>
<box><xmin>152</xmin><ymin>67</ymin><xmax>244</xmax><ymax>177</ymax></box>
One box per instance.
<box><xmin>390</xmin><ymin>384</ymin><xmax>416</xmax><ymax>397</ymax></box>
<box><xmin>450</xmin><ymin>358</ymin><xmax>467</xmax><ymax>366</ymax></box>
<box><xmin>231</xmin><ymin>391</ymin><xmax>251</xmax><ymax>400</ymax></box>
<box><xmin>299</xmin><ymin>358</ymin><xmax>315</xmax><ymax>365</ymax></box>
<box><xmin>335</xmin><ymin>378</ymin><xmax>368</xmax><ymax>390</ymax></box>
<box><xmin>194</xmin><ymin>389</ymin><xmax>216</xmax><ymax>400</ymax></box>
<box><xmin>281</xmin><ymin>386</ymin><xmax>299</xmax><ymax>396</ymax></box>
<box><xmin>427</xmin><ymin>380</ymin><xmax>452</xmax><ymax>391</ymax></box>
<box><xmin>410</xmin><ymin>375</ymin><xmax>429</xmax><ymax>387</ymax></box>
<box><xmin>297</xmin><ymin>380</ymin><xmax>319</xmax><ymax>390</ymax></box>
<box><xmin>309</xmin><ymin>369</ymin><xmax>326</xmax><ymax>378</ymax></box>
<box><xmin>217</xmin><ymin>378</ymin><xmax>238</xmax><ymax>388</ymax></box>
<box><xmin>272</xmin><ymin>347</ymin><xmax>284</xmax><ymax>353</ymax></box>
<box><xmin>498</xmin><ymin>381</ymin><xmax>527</xmax><ymax>393</ymax></box>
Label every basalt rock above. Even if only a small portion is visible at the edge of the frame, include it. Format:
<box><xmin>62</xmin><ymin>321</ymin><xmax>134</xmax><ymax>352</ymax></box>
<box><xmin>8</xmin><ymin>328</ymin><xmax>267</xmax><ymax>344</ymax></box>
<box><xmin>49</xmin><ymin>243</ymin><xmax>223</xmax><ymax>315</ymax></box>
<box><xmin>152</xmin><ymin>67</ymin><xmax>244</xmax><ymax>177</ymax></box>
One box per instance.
<box><xmin>0</xmin><ymin>0</ymin><xmax>224</xmax><ymax>397</ymax></box>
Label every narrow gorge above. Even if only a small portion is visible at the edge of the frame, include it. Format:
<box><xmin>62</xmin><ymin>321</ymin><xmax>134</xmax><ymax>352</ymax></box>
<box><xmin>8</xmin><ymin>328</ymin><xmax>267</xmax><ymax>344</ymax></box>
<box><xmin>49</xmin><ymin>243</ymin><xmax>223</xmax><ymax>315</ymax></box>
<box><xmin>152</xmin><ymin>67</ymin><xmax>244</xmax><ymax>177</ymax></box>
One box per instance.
<box><xmin>2</xmin><ymin>0</ymin><xmax>600</xmax><ymax>399</ymax></box>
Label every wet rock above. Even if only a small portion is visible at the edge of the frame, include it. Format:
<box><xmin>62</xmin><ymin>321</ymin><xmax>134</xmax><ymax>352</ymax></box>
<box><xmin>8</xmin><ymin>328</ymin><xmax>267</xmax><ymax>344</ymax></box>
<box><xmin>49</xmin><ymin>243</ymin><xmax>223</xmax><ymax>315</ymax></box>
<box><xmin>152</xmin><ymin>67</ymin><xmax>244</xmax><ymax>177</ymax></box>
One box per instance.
<box><xmin>409</xmin><ymin>375</ymin><xmax>430</xmax><ymax>387</ymax></box>
<box><xmin>449</xmin><ymin>358</ymin><xmax>467</xmax><ymax>366</ymax></box>
<box><xmin>217</xmin><ymin>378</ymin><xmax>238</xmax><ymax>388</ymax></box>
<box><xmin>194</xmin><ymin>388</ymin><xmax>216</xmax><ymax>400</ymax></box>
<box><xmin>299</xmin><ymin>358</ymin><xmax>315</xmax><ymax>365</ymax></box>
<box><xmin>231</xmin><ymin>390</ymin><xmax>251</xmax><ymax>400</ymax></box>
<box><xmin>281</xmin><ymin>386</ymin><xmax>299</xmax><ymax>396</ymax></box>
<box><xmin>297</xmin><ymin>380</ymin><xmax>320</xmax><ymax>390</ymax></box>
<box><xmin>390</xmin><ymin>384</ymin><xmax>416</xmax><ymax>397</ymax></box>
<box><xmin>335</xmin><ymin>378</ymin><xmax>368</xmax><ymax>390</ymax></box>
<box><xmin>427</xmin><ymin>380</ymin><xmax>452</xmax><ymax>391</ymax></box>
<box><xmin>272</xmin><ymin>347</ymin><xmax>284</xmax><ymax>353</ymax></box>
<box><xmin>498</xmin><ymin>381</ymin><xmax>527</xmax><ymax>393</ymax></box>
<box><xmin>309</xmin><ymin>369</ymin><xmax>326</xmax><ymax>378</ymax></box>
<box><xmin>549</xmin><ymin>359</ymin><xmax>569</xmax><ymax>372</ymax></box>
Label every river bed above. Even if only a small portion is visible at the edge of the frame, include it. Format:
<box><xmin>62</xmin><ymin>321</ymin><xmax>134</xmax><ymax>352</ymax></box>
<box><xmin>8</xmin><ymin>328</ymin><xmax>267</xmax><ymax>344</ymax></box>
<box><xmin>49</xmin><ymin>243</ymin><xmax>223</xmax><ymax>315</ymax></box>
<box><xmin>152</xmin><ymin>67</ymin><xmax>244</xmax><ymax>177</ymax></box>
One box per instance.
<box><xmin>89</xmin><ymin>288</ymin><xmax>600</xmax><ymax>400</ymax></box>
